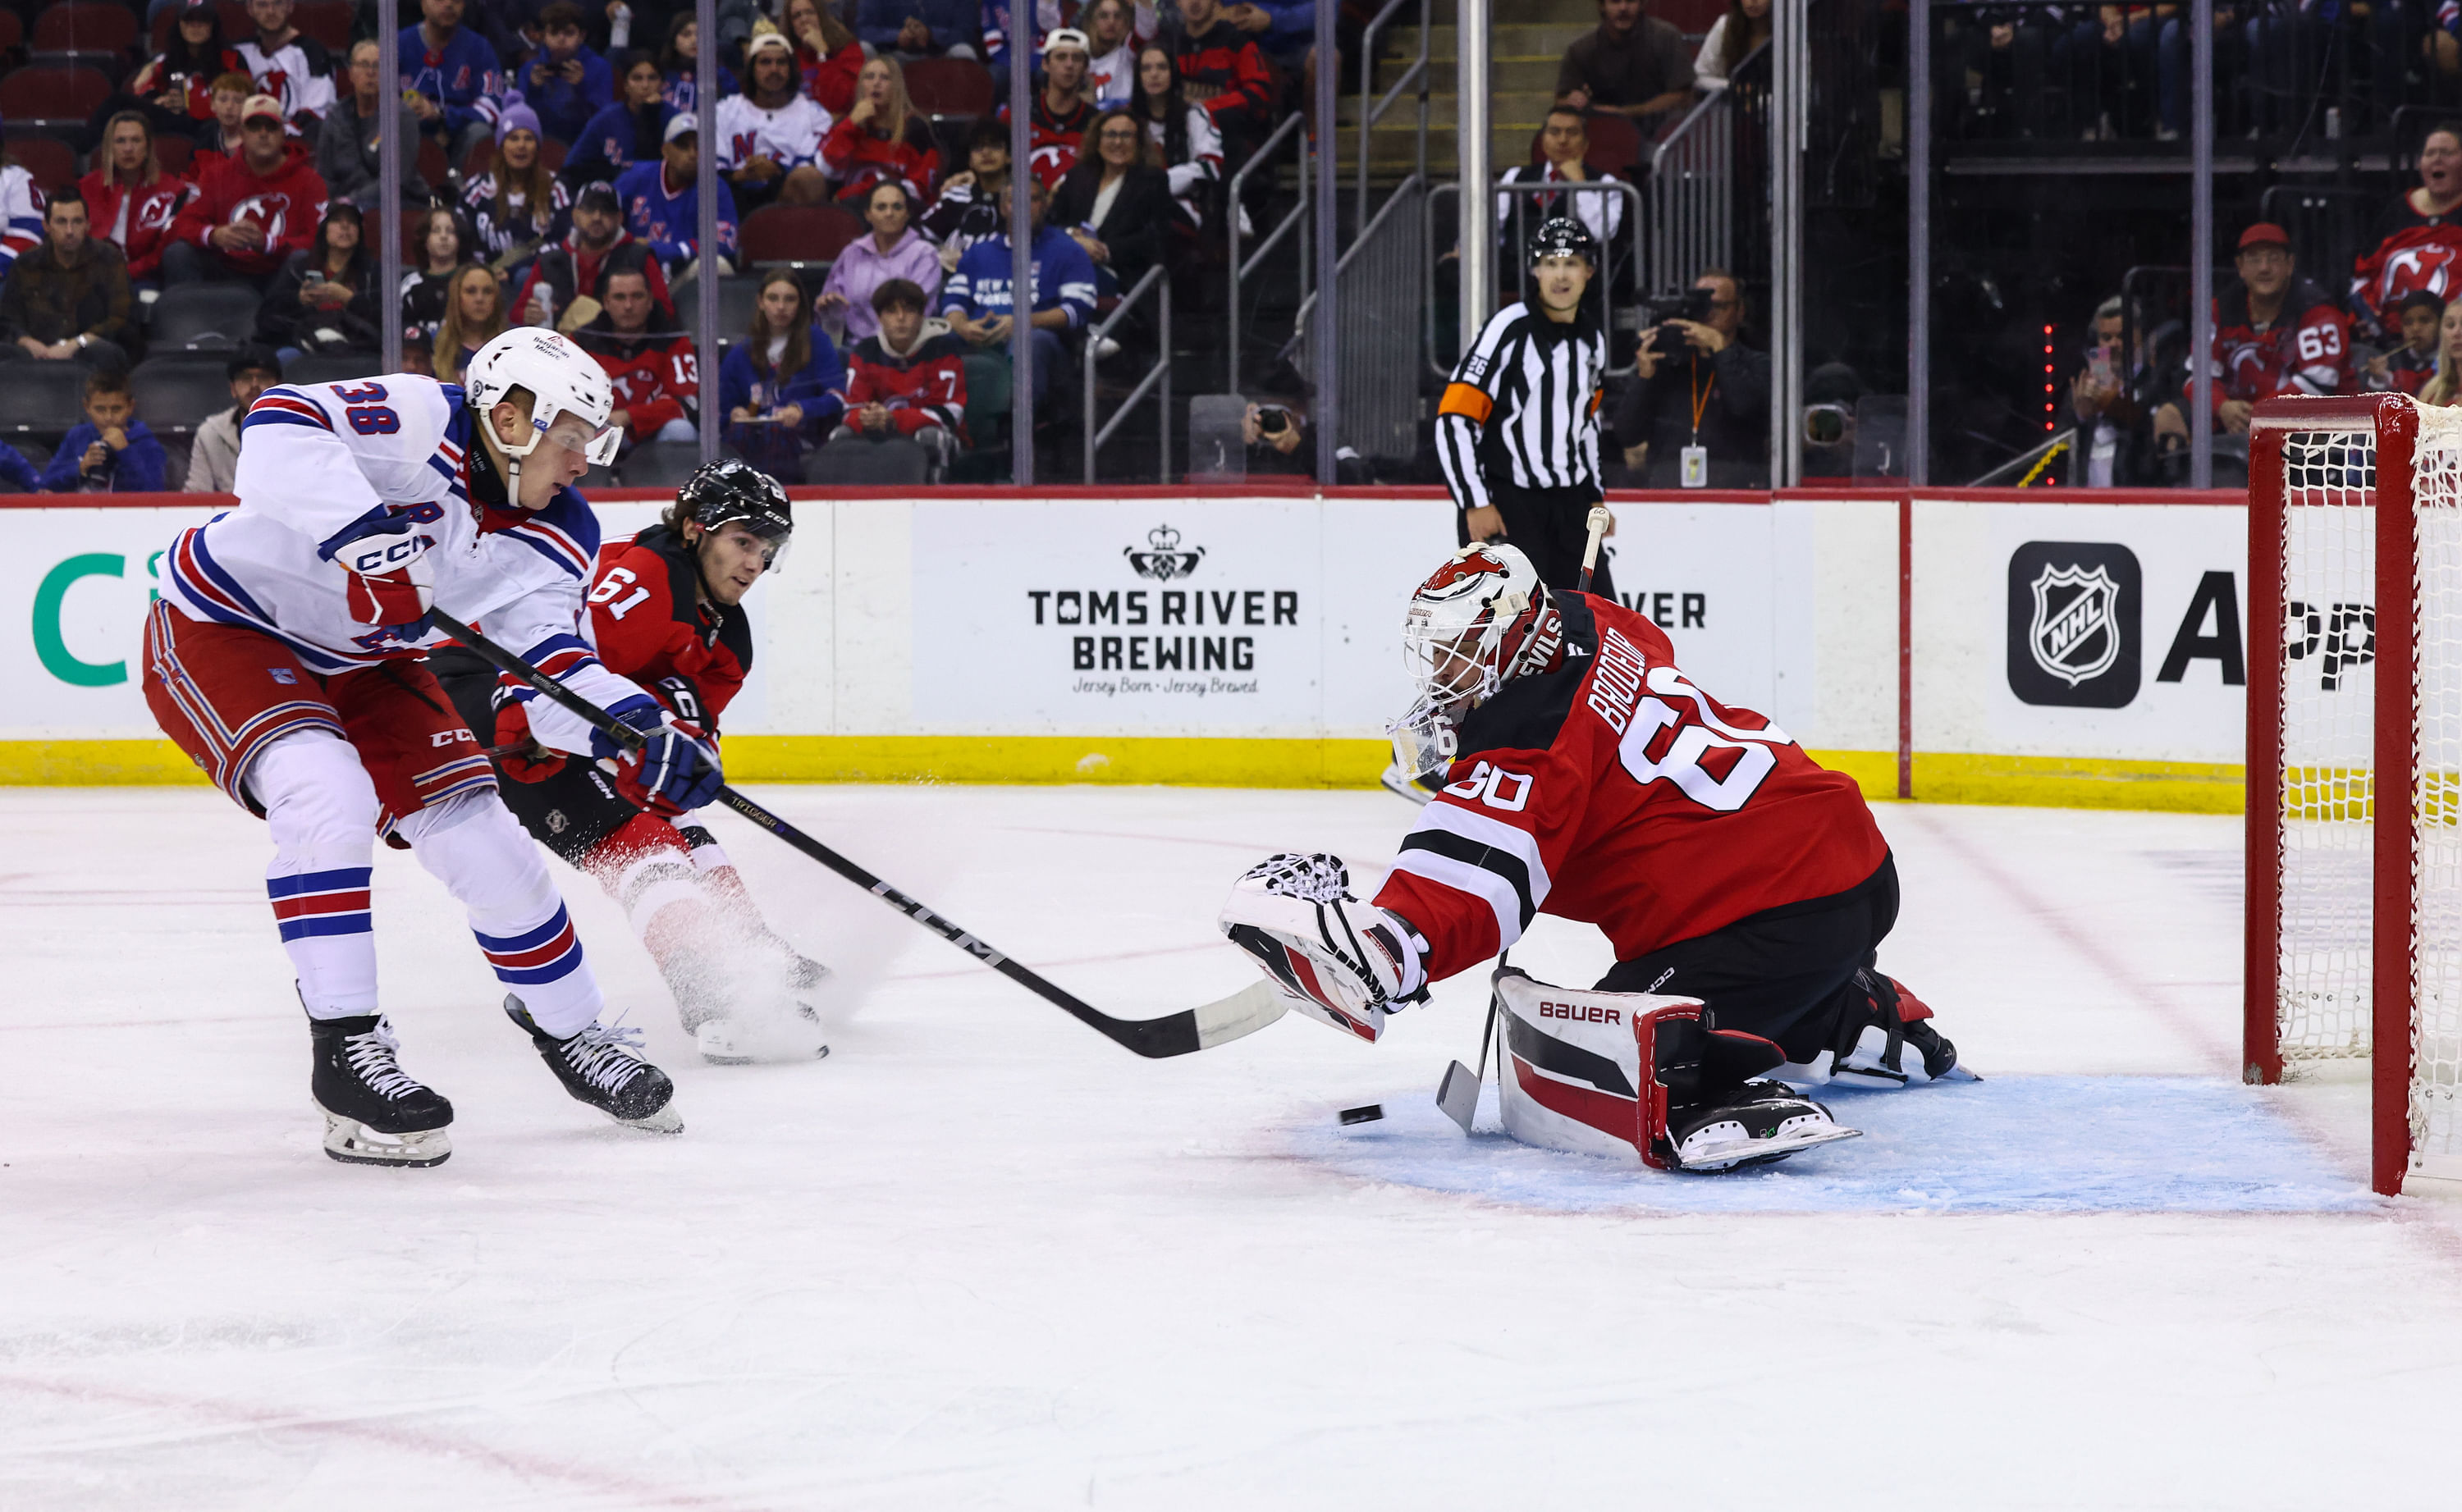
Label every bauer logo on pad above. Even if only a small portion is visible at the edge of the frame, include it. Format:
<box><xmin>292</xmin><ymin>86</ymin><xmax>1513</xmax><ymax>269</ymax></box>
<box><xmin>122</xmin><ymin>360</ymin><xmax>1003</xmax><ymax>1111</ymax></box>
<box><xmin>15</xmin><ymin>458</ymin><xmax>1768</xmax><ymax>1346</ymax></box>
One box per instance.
<box><xmin>2007</xmin><ymin>541</ymin><xmax>2141</xmax><ymax>707</ymax></box>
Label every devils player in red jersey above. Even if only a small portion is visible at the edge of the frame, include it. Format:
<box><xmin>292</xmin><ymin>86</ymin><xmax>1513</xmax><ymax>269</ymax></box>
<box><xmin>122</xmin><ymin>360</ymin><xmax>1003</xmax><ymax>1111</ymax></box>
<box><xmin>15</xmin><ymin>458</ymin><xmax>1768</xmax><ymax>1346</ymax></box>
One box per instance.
<box><xmin>432</xmin><ymin>459</ymin><xmax>826</xmax><ymax>1065</ymax></box>
<box><xmin>1219</xmin><ymin>542</ymin><xmax>1963</xmax><ymax>1172</ymax></box>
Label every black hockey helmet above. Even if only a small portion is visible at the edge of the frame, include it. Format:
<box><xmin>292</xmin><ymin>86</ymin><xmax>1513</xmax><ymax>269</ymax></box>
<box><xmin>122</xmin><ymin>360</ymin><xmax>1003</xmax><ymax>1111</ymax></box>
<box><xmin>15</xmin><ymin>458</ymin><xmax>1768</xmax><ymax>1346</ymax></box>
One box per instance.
<box><xmin>1527</xmin><ymin>214</ymin><xmax>1598</xmax><ymax>267</ymax></box>
<box><xmin>676</xmin><ymin>458</ymin><xmax>793</xmax><ymax>544</ymax></box>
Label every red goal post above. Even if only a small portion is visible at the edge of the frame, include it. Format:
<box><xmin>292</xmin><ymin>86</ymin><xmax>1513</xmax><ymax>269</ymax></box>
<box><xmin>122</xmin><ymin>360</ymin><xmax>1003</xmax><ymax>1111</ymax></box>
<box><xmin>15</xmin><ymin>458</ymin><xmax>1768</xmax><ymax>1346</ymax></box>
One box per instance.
<box><xmin>2247</xmin><ymin>393</ymin><xmax>2462</xmax><ymax>1196</ymax></box>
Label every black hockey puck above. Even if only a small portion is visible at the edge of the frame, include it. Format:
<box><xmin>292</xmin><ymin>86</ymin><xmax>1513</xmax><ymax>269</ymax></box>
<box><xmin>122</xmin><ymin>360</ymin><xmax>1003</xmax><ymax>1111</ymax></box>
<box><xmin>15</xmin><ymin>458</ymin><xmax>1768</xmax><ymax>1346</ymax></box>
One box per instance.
<box><xmin>1339</xmin><ymin>1103</ymin><xmax>1384</xmax><ymax>1126</ymax></box>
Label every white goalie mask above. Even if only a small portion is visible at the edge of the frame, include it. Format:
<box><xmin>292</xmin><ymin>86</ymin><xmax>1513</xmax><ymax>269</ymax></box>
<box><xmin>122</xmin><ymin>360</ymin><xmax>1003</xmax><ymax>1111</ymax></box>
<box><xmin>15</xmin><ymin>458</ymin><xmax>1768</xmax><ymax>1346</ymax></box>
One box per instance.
<box><xmin>1385</xmin><ymin>543</ymin><xmax>1556</xmax><ymax>779</ymax></box>
<box><xmin>464</xmin><ymin>327</ymin><xmax>624</xmax><ymax>473</ymax></box>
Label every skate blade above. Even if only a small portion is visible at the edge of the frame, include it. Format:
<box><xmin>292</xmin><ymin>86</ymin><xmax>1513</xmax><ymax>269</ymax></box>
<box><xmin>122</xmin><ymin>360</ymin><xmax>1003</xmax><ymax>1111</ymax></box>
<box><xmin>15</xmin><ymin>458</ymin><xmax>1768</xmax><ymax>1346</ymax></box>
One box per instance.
<box><xmin>1674</xmin><ymin>1122</ymin><xmax>1862</xmax><ymax>1174</ymax></box>
<box><xmin>321</xmin><ymin>1110</ymin><xmax>451</xmax><ymax>1167</ymax></box>
<box><xmin>611</xmin><ymin>1102</ymin><xmax>684</xmax><ymax>1135</ymax></box>
<box><xmin>696</xmin><ymin>1017</ymin><xmax>831</xmax><ymax>1067</ymax></box>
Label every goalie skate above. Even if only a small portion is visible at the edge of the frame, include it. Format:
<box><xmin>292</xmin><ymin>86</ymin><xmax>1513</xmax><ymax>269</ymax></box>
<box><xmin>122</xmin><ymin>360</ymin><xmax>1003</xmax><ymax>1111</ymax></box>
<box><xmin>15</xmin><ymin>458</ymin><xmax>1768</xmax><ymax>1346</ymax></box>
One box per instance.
<box><xmin>1667</xmin><ymin>1082</ymin><xmax>1862</xmax><ymax>1172</ymax></box>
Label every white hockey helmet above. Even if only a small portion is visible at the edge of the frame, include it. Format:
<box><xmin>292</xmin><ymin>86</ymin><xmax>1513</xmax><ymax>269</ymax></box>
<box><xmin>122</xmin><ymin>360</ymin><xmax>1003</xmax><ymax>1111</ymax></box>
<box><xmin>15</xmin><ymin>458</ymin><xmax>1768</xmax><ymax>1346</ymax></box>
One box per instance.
<box><xmin>464</xmin><ymin>327</ymin><xmax>623</xmax><ymax>468</ymax></box>
<box><xmin>1386</xmin><ymin>543</ymin><xmax>1554</xmax><ymax>778</ymax></box>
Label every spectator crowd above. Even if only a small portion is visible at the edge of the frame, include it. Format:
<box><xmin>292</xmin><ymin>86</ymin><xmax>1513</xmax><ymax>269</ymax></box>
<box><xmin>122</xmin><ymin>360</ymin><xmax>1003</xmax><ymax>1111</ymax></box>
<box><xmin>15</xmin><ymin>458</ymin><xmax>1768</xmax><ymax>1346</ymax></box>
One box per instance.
<box><xmin>0</xmin><ymin>0</ymin><xmax>1357</xmax><ymax>488</ymax></box>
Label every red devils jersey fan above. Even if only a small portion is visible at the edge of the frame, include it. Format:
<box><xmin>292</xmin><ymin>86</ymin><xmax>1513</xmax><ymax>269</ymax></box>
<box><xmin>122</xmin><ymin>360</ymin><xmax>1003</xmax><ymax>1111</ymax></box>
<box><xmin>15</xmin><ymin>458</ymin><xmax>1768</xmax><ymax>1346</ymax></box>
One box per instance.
<box><xmin>571</xmin><ymin>267</ymin><xmax>700</xmax><ymax>448</ymax></box>
<box><xmin>2212</xmin><ymin>222</ymin><xmax>2353</xmax><ymax>436</ymax></box>
<box><xmin>433</xmin><ymin>459</ymin><xmax>824</xmax><ymax>1066</ymax></box>
<box><xmin>1219</xmin><ymin>543</ymin><xmax>1965</xmax><ymax>1172</ymax></box>
<box><xmin>2350</xmin><ymin>121</ymin><xmax>2462</xmax><ymax>339</ymax></box>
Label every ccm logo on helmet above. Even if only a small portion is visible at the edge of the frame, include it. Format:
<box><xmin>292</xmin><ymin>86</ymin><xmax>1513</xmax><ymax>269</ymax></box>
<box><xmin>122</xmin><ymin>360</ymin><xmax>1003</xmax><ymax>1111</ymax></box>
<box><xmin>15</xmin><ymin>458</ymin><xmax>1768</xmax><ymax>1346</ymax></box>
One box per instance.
<box><xmin>1540</xmin><ymin>1001</ymin><xmax>1620</xmax><ymax>1025</ymax></box>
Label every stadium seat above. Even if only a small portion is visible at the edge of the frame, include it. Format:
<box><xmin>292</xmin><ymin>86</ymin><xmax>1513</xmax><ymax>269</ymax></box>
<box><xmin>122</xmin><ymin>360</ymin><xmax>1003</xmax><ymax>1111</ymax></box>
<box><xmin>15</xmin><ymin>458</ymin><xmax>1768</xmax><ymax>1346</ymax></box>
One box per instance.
<box><xmin>739</xmin><ymin>203</ymin><xmax>865</xmax><ymax>265</ymax></box>
<box><xmin>417</xmin><ymin>138</ymin><xmax>447</xmax><ymax>191</ymax></box>
<box><xmin>957</xmin><ymin>350</ymin><xmax>1010</xmax><ymax>459</ymax></box>
<box><xmin>130</xmin><ymin>357</ymin><xmax>238</xmax><ymax>437</ymax></box>
<box><xmin>618</xmin><ymin>441</ymin><xmax>706</xmax><ymax>486</ymax></box>
<box><xmin>0</xmin><ymin>12</ymin><xmax>23</xmax><ymax>53</ymax></box>
<box><xmin>810</xmin><ymin>436</ymin><xmax>930</xmax><ymax>485</ymax></box>
<box><xmin>283</xmin><ymin>351</ymin><xmax>387</xmax><ymax>385</ymax></box>
<box><xmin>26</xmin><ymin>49</ymin><xmax>130</xmax><ymax>85</ymax></box>
<box><xmin>292</xmin><ymin>1</ymin><xmax>353</xmax><ymax>50</ymax></box>
<box><xmin>669</xmin><ymin>273</ymin><xmax>763</xmax><ymax>340</ymax></box>
<box><xmin>904</xmin><ymin>57</ymin><xmax>995</xmax><ymax>118</ymax></box>
<box><xmin>32</xmin><ymin>2</ymin><xmax>140</xmax><ymax>54</ymax></box>
<box><xmin>149</xmin><ymin>284</ymin><xmax>265</xmax><ymax>349</ymax></box>
<box><xmin>0</xmin><ymin>361</ymin><xmax>98</xmax><ymax>441</ymax></box>
<box><xmin>462</xmin><ymin>136</ymin><xmax>570</xmax><ymax>176</ymax></box>
<box><xmin>7</xmin><ymin>135</ymin><xmax>77</xmax><ymax>192</ymax></box>
<box><xmin>1582</xmin><ymin>113</ymin><xmax>1644</xmax><ymax>180</ymax></box>
<box><xmin>0</xmin><ymin>66</ymin><xmax>117</xmax><ymax>130</ymax></box>
<box><xmin>153</xmin><ymin>134</ymin><xmax>193</xmax><ymax>176</ymax></box>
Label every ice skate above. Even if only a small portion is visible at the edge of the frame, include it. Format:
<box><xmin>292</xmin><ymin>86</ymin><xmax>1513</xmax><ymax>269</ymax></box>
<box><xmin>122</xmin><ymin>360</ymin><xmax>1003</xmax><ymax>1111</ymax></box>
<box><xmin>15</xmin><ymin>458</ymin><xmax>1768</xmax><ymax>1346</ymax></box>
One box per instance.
<box><xmin>1668</xmin><ymin>1082</ymin><xmax>1861</xmax><ymax>1173</ymax></box>
<box><xmin>308</xmin><ymin>1012</ymin><xmax>454</xmax><ymax>1168</ymax></box>
<box><xmin>694</xmin><ymin>1003</ymin><xmax>831</xmax><ymax>1067</ymax></box>
<box><xmin>503</xmin><ymin>995</ymin><xmax>683</xmax><ymax>1133</ymax></box>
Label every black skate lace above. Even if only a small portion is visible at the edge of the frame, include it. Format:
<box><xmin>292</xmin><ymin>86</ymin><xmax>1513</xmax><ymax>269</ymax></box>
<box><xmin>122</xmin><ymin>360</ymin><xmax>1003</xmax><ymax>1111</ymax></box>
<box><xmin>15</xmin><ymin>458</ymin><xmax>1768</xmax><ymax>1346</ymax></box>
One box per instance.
<box><xmin>343</xmin><ymin>1020</ymin><xmax>425</xmax><ymax>1101</ymax></box>
<box><xmin>559</xmin><ymin>1022</ymin><xmax>650</xmax><ymax>1094</ymax></box>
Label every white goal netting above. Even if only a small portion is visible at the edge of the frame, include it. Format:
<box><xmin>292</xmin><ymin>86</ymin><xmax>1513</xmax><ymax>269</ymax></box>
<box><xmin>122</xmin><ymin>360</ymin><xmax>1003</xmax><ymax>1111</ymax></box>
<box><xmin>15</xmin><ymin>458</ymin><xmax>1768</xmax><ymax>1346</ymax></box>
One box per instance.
<box><xmin>2415</xmin><ymin>411</ymin><xmax>2462</xmax><ymax>1171</ymax></box>
<box><xmin>2269</xmin><ymin>402</ymin><xmax>2462</xmax><ymax>1178</ymax></box>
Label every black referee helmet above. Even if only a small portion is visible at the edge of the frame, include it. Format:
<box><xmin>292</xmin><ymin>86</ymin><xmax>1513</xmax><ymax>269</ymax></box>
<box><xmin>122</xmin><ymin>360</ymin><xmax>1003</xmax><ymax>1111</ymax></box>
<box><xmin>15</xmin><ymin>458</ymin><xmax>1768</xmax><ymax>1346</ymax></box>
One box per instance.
<box><xmin>1527</xmin><ymin>214</ymin><xmax>1598</xmax><ymax>267</ymax></box>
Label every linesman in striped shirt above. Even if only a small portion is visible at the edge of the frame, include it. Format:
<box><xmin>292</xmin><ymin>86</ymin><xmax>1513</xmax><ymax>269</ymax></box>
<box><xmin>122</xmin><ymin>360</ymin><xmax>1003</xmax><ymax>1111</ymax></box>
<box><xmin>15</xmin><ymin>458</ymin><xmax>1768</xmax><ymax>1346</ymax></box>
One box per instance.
<box><xmin>1435</xmin><ymin>216</ymin><xmax>1615</xmax><ymax>600</ymax></box>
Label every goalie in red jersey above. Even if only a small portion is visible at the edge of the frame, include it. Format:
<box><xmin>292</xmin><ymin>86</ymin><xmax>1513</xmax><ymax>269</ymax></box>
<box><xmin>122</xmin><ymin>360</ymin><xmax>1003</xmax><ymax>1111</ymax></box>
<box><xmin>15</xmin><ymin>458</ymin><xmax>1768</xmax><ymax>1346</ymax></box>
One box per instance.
<box><xmin>432</xmin><ymin>459</ymin><xmax>826</xmax><ymax>1066</ymax></box>
<box><xmin>1220</xmin><ymin>542</ymin><xmax>1964</xmax><ymax>1172</ymax></box>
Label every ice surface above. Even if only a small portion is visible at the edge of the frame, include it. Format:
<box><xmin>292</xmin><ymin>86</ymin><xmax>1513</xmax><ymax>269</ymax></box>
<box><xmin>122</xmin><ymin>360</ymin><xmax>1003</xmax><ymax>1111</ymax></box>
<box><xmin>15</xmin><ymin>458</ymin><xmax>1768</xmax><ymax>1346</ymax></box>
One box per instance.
<box><xmin>1299</xmin><ymin>1076</ymin><xmax>2379</xmax><ymax>1215</ymax></box>
<box><xmin>4</xmin><ymin>787</ymin><xmax>2462</xmax><ymax>1510</ymax></box>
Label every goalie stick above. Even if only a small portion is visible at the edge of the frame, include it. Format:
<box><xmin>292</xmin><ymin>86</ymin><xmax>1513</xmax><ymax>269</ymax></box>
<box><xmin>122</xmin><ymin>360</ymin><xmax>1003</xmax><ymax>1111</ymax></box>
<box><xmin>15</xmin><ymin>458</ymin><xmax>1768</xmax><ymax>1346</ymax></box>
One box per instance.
<box><xmin>428</xmin><ymin>611</ymin><xmax>1288</xmax><ymax>1059</ymax></box>
<box><xmin>1577</xmin><ymin>505</ymin><xmax>1611</xmax><ymax>595</ymax></box>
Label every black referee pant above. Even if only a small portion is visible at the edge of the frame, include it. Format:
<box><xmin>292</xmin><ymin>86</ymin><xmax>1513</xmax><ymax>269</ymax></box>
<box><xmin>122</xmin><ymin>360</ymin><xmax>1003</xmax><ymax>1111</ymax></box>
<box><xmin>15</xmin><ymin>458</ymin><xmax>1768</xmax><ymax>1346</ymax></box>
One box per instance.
<box><xmin>1460</xmin><ymin>481</ymin><xmax>1618</xmax><ymax>601</ymax></box>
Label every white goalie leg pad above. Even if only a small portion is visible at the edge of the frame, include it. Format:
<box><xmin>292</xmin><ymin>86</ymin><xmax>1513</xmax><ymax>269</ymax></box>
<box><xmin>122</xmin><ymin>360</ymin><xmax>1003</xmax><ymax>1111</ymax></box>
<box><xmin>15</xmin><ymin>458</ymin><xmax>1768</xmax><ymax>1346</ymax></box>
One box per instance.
<box><xmin>1219</xmin><ymin>853</ymin><xmax>1428</xmax><ymax>1042</ymax></box>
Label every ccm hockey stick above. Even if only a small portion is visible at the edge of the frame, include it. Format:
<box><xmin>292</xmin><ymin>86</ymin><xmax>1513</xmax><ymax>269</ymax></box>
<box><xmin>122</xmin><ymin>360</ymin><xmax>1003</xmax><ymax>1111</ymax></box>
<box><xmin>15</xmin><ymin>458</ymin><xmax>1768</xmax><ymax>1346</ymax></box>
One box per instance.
<box><xmin>428</xmin><ymin>611</ymin><xmax>1289</xmax><ymax>1058</ymax></box>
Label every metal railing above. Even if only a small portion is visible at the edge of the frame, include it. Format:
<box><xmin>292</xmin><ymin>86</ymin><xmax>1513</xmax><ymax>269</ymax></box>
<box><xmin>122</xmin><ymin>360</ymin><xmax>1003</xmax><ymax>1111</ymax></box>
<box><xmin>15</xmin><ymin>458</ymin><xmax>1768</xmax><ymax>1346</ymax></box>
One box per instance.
<box><xmin>1422</xmin><ymin>177</ymin><xmax>1649</xmax><ymax>378</ymax></box>
<box><xmin>1291</xmin><ymin>178</ymin><xmax>1427</xmax><ymax>461</ymax></box>
<box><xmin>1226</xmin><ymin>112</ymin><xmax>1311</xmax><ymax>393</ymax></box>
<box><xmin>1353</xmin><ymin>0</ymin><xmax>1431</xmax><ymax>237</ymax></box>
<box><xmin>1645</xmin><ymin>60</ymin><xmax>1751</xmax><ymax>301</ymax></box>
<box><xmin>1082</xmin><ymin>266</ymin><xmax>1174</xmax><ymax>484</ymax></box>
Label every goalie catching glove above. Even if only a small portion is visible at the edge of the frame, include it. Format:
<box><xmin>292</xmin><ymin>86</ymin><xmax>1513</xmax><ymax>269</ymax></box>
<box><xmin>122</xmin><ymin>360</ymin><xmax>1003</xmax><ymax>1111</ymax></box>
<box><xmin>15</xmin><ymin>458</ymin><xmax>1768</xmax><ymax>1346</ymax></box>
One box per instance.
<box><xmin>1219</xmin><ymin>853</ymin><xmax>1429</xmax><ymax>1041</ymax></box>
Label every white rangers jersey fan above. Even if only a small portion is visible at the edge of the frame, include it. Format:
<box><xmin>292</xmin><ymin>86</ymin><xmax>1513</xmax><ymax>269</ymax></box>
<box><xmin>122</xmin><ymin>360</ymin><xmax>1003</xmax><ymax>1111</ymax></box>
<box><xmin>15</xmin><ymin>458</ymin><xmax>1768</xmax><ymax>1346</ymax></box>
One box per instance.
<box><xmin>715</xmin><ymin>93</ymin><xmax>833</xmax><ymax>175</ymax></box>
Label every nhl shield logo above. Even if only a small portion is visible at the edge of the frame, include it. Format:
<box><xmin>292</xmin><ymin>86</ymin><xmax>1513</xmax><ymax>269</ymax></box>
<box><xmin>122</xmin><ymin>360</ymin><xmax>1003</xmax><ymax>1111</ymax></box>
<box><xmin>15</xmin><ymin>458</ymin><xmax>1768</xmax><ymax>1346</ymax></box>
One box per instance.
<box><xmin>2006</xmin><ymin>541</ymin><xmax>2142</xmax><ymax>708</ymax></box>
<box><xmin>1124</xmin><ymin>524</ymin><xmax>1206</xmax><ymax>580</ymax></box>
<box><xmin>2028</xmin><ymin>564</ymin><xmax>2121</xmax><ymax>687</ymax></box>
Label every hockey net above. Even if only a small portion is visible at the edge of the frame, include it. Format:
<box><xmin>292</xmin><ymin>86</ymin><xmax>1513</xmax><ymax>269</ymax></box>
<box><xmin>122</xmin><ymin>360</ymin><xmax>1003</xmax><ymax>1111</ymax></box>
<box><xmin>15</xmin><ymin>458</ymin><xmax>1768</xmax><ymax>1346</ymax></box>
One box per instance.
<box><xmin>2249</xmin><ymin>394</ymin><xmax>2462</xmax><ymax>1195</ymax></box>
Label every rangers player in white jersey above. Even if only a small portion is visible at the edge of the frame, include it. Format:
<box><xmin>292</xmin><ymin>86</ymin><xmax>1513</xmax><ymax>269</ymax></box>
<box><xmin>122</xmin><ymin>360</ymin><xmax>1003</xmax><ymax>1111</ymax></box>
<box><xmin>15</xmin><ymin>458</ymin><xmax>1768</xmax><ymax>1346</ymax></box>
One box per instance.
<box><xmin>140</xmin><ymin>328</ymin><xmax>722</xmax><ymax>1167</ymax></box>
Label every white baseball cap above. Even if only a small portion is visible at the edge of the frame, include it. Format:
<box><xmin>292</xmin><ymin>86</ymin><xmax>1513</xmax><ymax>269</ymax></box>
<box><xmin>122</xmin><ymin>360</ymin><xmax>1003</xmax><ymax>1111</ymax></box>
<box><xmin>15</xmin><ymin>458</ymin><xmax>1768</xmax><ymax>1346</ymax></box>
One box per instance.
<box><xmin>1042</xmin><ymin>26</ymin><xmax>1091</xmax><ymax>56</ymax></box>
